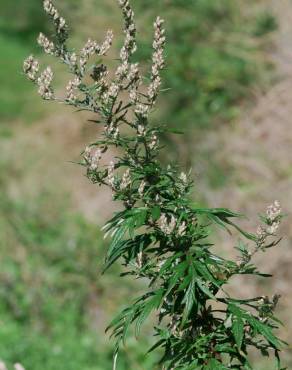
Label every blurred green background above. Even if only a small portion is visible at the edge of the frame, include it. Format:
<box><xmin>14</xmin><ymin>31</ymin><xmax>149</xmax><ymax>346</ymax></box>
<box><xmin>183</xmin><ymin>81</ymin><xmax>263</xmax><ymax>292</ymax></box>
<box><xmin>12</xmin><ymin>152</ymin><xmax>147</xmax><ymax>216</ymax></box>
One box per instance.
<box><xmin>0</xmin><ymin>0</ymin><xmax>291</xmax><ymax>369</ymax></box>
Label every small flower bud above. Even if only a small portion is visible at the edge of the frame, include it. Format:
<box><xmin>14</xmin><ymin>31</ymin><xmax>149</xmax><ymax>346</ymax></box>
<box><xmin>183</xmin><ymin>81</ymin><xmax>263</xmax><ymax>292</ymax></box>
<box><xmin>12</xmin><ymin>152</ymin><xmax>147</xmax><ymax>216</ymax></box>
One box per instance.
<box><xmin>23</xmin><ymin>55</ymin><xmax>39</xmax><ymax>81</ymax></box>
<box><xmin>99</xmin><ymin>30</ymin><xmax>114</xmax><ymax>55</ymax></box>
<box><xmin>120</xmin><ymin>169</ymin><xmax>131</xmax><ymax>190</ymax></box>
<box><xmin>138</xmin><ymin>180</ymin><xmax>146</xmax><ymax>197</ymax></box>
<box><xmin>37</xmin><ymin>66</ymin><xmax>54</xmax><ymax>100</ymax></box>
<box><xmin>66</xmin><ymin>76</ymin><xmax>81</xmax><ymax>102</ymax></box>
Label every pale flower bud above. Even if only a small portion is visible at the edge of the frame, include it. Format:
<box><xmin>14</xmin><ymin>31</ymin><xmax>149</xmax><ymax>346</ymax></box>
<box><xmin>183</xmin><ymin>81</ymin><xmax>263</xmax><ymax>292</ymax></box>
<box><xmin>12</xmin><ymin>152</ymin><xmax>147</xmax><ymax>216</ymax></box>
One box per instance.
<box><xmin>137</xmin><ymin>125</ymin><xmax>145</xmax><ymax>136</ymax></box>
<box><xmin>120</xmin><ymin>169</ymin><xmax>131</xmax><ymax>190</ymax></box>
<box><xmin>83</xmin><ymin>146</ymin><xmax>102</xmax><ymax>171</ymax></box>
<box><xmin>266</xmin><ymin>200</ymin><xmax>281</xmax><ymax>223</ymax></box>
<box><xmin>80</xmin><ymin>38</ymin><xmax>99</xmax><ymax>74</ymax></box>
<box><xmin>107</xmin><ymin>161</ymin><xmax>116</xmax><ymax>189</ymax></box>
<box><xmin>58</xmin><ymin>17</ymin><xmax>67</xmax><ymax>32</ymax></box>
<box><xmin>14</xmin><ymin>364</ymin><xmax>25</xmax><ymax>370</ymax></box>
<box><xmin>37</xmin><ymin>33</ymin><xmax>55</xmax><ymax>54</ymax></box>
<box><xmin>69</xmin><ymin>52</ymin><xmax>78</xmax><ymax>66</ymax></box>
<box><xmin>256</xmin><ymin>201</ymin><xmax>282</xmax><ymax>248</ymax></box>
<box><xmin>37</xmin><ymin>66</ymin><xmax>54</xmax><ymax>100</ymax></box>
<box><xmin>129</xmin><ymin>89</ymin><xmax>137</xmax><ymax>103</ymax></box>
<box><xmin>179</xmin><ymin>172</ymin><xmax>188</xmax><ymax>185</ymax></box>
<box><xmin>108</xmin><ymin>83</ymin><xmax>120</xmax><ymax>99</ymax></box>
<box><xmin>115</xmin><ymin>61</ymin><xmax>129</xmax><ymax>80</ymax></box>
<box><xmin>43</xmin><ymin>1</ymin><xmax>67</xmax><ymax>34</ymax></box>
<box><xmin>149</xmin><ymin>133</ymin><xmax>159</xmax><ymax>150</ymax></box>
<box><xmin>66</xmin><ymin>76</ymin><xmax>81</xmax><ymax>102</ymax></box>
<box><xmin>43</xmin><ymin>0</ymin><xmax>54</xmax><ymax>15</ymax></box>
<box><xmin>178</xmin><ymin>221</ymin><xmax>187</xmax><ymax>236</ymax></box>
<box><xmin>138</xmin><ymin>180</ymin><xmax>146</xmax><ymax>197</ymax></box>
<box><xmin>118</xmin><ymin>0</ymin><xmax>137</xmax><ymax>63</ymax></box>
<box><xmin>23</xmin><ymin>55</ymin><xmax>39</xmax><ymax>81</ymax></box>
<box><xmin>0</xmin><ymin>361</ymin><xmax>7</xmax><ymax>370</ymax></box>
<box><xmin>158</xmin><ymin>214</ymin><xmax>177</xmax><ymax>235</ymax></box>
<box><xmin>135</xmin><ymin>103</ymin><xmax>149</xmax><ymax>117</ymax></box>
<box><xmin>105</xmin><ymin>122</ymin><xmax>119</xmax><ymax>139</ymax></box>
<box><xmin>148</xmin><ymin>16</ymin><xmax>165</xmax><ymax>106</ymax></box>
<box><xmin>99</xmin><ymin>30</ymin><xmax>114</xmax><ymax>55</ymax></box>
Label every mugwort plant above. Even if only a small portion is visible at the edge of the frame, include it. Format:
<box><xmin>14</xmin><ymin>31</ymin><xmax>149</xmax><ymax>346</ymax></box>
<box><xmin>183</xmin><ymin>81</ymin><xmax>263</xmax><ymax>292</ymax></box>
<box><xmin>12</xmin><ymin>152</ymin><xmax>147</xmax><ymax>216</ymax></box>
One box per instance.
<box><xmin>24</xmin><ymin>1</ymin><xmax>286</xmax><ymax>369</ymax></box>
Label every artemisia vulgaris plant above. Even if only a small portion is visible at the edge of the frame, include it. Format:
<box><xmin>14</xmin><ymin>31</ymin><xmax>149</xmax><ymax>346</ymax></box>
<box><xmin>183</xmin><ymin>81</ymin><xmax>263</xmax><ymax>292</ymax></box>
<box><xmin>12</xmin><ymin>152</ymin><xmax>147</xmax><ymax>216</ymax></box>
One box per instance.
<box><xmin>24</xmin><ymin>1</ymin><xmax>287</xmax><ymax>369</ymax></box>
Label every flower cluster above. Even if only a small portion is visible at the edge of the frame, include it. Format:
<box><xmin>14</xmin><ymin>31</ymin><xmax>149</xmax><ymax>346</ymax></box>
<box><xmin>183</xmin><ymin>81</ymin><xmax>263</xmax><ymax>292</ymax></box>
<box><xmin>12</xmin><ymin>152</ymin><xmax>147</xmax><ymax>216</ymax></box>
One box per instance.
<box><xmin>84</xmin><ymin>147</ymin><xmax>102</xmax><ymax>171</ymax></box>
<box><xmin>107</xmin><ymin>161</ymin><xmax>116</xmax><ymax>190</ymax></box>
<box><xmin>120</xmin><ymin>169</ymin><xmax>132</xmax><ymax>190</ymax></box>
<box><xmin>266</xmin><ymin>200</ymin><xmax>282</xmax><ymax>227</ymax></box>
<box><xmin>118</xmin><ymin>0</ymin><xmax>137</xmax><ymax>63</ymax></box>
<box><xmin>80</xmin><ymin>39</ymin><xmax>99</xmax><ymax>73</ymax></box>
<box><xmin>177</xmin><ymin>221</ymin><xmax>187</xmax><ymax>236</ymax></box>
<box><xmin>170</xmin><ymin>314</ymin><xmax>184</xmax><ymax>338</ymax></box>
<box><xmin>99</xmin><ymin>30</ymin><xmax>114</xmax><ymax>56</ymax></box>
<box><xmin>158</xmin><ymin>213</ymin><xmax>176</xmax><ymax>235</ymax></box>
<box><xmin>23</xmin><ymin>55</ymin><xmax>39</xmax><ymax>81</ymax></box>
<box><xmin>127</xmin><ymin>62</ymin><xmax>141</xmax><ymax>107</ymax></box>
<box><xmin>256</xmin><ymin>200</ymin><xmax>282</xmax><ymax>249</ymax></box>
<box><xmin>136</xmin><ymin>251</ymin><xmax>144</xmax><ymax>269</ymax></box>
<box><xmin>135</xmin><ymin>103</ymin><xmax>149</xmax><ymax>118</ymax></box>
<box><xmin>66</xmin><ymin>76</ymin><xmax>81</xmax><ymax>102</ymax></box>
<box><xmin>23</xmin><ymin>56</ymin><xmax>54</xmax><ymax>100</ymax></box>
<box><xmin>179</xmin><ymin>172</ymin><xmax>188</xmax><ymax>185</ymax></box>
<box><xmin>158</xmin><ymin>214</ymin><xmax>187</xmax><ymax>236</ymax></box>
<box><xmin>105</xmin><ymin>122</ymin><xmax>119</xmax><ymax>139</ymax></box>
<box><xmin>115</xmin><ymin>61</ymin><xmax>129</xmax><ymax>81</ymax></box>
<box><xmin>0</xmin><ymin>362</ymin><xmax>25</xmax><ymax>370</ymax></box>
<box><xmin>128</xmin><ymin>63</ymin><xmax>140</xmax><ymax>84</ymax></box>
<box><xmin>23</xmin><ymin>0</ymin><xmax>166</xmax><ymax>122</ymax></box>
<box><xmin>138</xmin><ymin>180</ymin><xmax>146</xmax><ymax>197</ymax></box>
<box><xmin>69</xmin><ymin>52</ymin><xmax>78</xmax><ymax>67</ymax></box>
<box><xmin>258</xmin><ymin>294</ymin><xmax>280</xmax><ymax>321</ymax></box>
<box><xmin>104</xmin><ymin>83</ymin><xmax>120</xmax><ymax>103</ymax></box>
<box><xmin>149</xmin><ymin>132</ymin><xmax>159</xmax><ymax>150</ymax></box>
<box><xmin>148</xmin><ymin>17</ymin><xmax>166</xmax><ymax>106</ymax></box>
<box><xmin>37</xmin><ymin>66</ymin><xmax>54</xmax><ymax>100</ymax></box>
<box><xmin>37</xmin><ymin>32</ymin><xmax>55</xmax><ymax>55</ymax></box>
<box><xmin>43</xmin><ymin>0</ymin><xmax>67</xmax><ymax>34</ymax></box>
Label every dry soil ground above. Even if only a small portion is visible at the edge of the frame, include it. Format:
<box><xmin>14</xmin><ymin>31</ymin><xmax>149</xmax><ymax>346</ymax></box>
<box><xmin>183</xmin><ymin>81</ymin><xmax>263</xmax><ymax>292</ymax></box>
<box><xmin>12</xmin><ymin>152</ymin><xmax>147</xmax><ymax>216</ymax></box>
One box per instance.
<box><xmin>196</xmin><ymin>0</ymin><xmax>292</xmax><ymax>364</ymax></box>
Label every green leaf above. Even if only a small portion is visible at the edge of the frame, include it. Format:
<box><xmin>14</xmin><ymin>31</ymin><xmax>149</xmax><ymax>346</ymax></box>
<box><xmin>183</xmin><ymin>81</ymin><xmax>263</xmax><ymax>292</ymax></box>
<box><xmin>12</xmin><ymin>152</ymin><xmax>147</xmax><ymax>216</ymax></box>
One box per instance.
<box><xmin>182</xmin><ymin>276</ymin><xmax>196</xmax><ymax>323</ymax></box>
<box><xmin>134</xmin><ymin>208</ymin><xmax>148</xmax><ymax>227</ymax></box>
<box><xmin>206</xmin><ymin>358</ymin><xmax>227</xmax><ymax>369</ymax></box>
<box><xmin>106</xmin><ymin>305</ymin><xmax>134</xmax><ymax>337</ymax></box>
<box><xmin>248</xmin><ymin>316</ymin><xmax>283</xmax><ymax>349</ymax></box>
<box><xmin>214</xmin><ymin>344</ymin><xmax>238</xmax><ymax>355</ymax></box>
<box><xmin>147</xmin><ymin>339</ymin><xmax>165</xmax><ymax>354</ymax></box>
<box><xmin>178</xmin><ymin>273</ymin><xmax>192</xmax><ymax>291</ymax></box>
<box><xmin>206</xmin><ymin>213</ymin><xmax>232</xmax><ymax>233</ymax></box>
<box><xmin>151</xmin><ymin>205</ymin><xmax>161</xmax><ymax>221</ymax></box>
<box><xmin>135</xmin><ymin>289</ymin><xmax>163</xmax><ymax>337</ymax></box>
<box><xmin>229</xmin><ymin>304</ymin><xmax>284</xmax><ymax>350</ymax></box>
<box><xmin>165</xmin><ymin>260</ymin><xmax>188</xmax><ymax>296</ymax></box>
<box><xmin>194</xmin><ymin>207</ymin><xmax>257</xmax><ymax>241</ymax></box>
<box><xmin>195</xmin><ymin>261</ymin><xmax>222</xmax><ymax>288</ymax></box>
<box><xmin>225</xmin><ymin>218</ymin><xmax>257</xmax><ymax>241</ymax></box>
<box><xmin>232</xmin><ymin>315</ymin><xmax>244</xmax><ymax>349</ymax></box>
<box><xmin>196</xmin><ymin>278</ymin><xmax>217</xmax><ymax>300</ymax></box>
<box><xmin>158</xmin><ymin>252</ymin><xmax>183</xmax><ymax>277</ymax></box>
<box><xmin>165</xmin><ymin>127</ymin><xmax>185</xmax><ymax>135</ymax></box>
<box><xmin>103</xmin><ymin>239</ymin><xmax>130</xmax><ymax>272</ymax></box>
<box><xmin>194</xmin><ymin>207</ymin><xmax>243</xmax><ymax>219</ymax></box>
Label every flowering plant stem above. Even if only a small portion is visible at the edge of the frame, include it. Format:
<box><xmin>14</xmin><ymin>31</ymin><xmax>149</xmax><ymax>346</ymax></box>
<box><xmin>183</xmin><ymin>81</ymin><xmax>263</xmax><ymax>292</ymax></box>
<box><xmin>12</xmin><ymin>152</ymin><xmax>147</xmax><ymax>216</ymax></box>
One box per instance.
<box><xmin>24</xmin><ymin>1</ymin><xmax>286</xmax><ymax>369</ymax></box>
